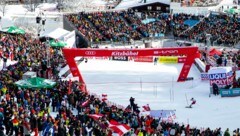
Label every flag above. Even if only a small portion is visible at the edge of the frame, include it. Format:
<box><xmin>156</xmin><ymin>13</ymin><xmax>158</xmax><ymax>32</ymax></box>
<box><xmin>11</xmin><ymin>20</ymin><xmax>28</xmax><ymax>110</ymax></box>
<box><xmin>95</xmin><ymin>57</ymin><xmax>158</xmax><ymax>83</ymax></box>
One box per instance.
<box><xmin>102</xmin><ymin>94</ymin><xmax>107</xmax><ymax>97</ymax></box>
<box><xmin>88</xmin><ymin>114</ymin><xmax>103</xmax><ymax>120</ymax></box>
<box><xmin>109</xmin><ymin>119</ymin><xmax>119</xmax><ymax>126</ymax></box>
<box><xmin>68</xmin><ymin>79</ymin><xmax>72</xmax><ymax>95</ymax></box>
<box><xmin>142</xmin><ymin>104</ymin><xmax>151</xmax><ymax>112</ymax></box>
<box><xmin>109</xmin><ymin>120</ymin><xmax>131</xmax><ymax>136</ymax></box>
<box><xmin>81</xmin><ymin>100</ymin><xmax>89</xmax><ymax>107</ymax></box>
<box><xmin>109</xmin><ymin>124</ymin><xmax>131</xmax><ymax>136</ymax></box>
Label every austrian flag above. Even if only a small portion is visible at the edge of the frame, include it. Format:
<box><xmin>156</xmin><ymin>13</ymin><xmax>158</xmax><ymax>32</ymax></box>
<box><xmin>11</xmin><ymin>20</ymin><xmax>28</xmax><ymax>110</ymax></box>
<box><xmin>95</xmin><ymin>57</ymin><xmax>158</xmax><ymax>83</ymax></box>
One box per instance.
<box><xmin>109</xmin><ymin>120</ymin><xmax>131</xmax><ymax>136</ymax></box>
<box><xmin>88</xmin><ymin>114</ymin><xmax>103</xmax><ymax>120</ymax></box>
<box><xmin>109</xmin><ymin>124</ymin><xmax>131</xmax><ymax>136</ymax></box>
<box><xmin>81</xmin><ymin>100</ymin><xmax>89</xmax><ymax>107</ymax></box>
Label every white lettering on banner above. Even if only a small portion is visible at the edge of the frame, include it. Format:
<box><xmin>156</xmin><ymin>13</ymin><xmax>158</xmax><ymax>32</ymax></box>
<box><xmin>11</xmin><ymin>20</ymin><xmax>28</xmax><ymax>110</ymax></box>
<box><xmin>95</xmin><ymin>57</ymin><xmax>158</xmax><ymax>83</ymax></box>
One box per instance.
<box><xmin>201</xmin><ymin>73</ymin><xmax>209</xmax><ymax>80</ymax></box>
<box><xmin>160</xmin><ymin>50</ymin><xmax>178</xmax><ymax>54</ymax></box>
<box><xmin>153</xmin><ymin>50</ymin><xmax>178</xmax><ymax>55</ymax></box>
<box><xmin>111</xmin><ymin>51</ymin><xmax>138</xmax><ymax>56</ymax></box>
<box><xmin>210</xmin><ymin>79</ymin><xmax>227</xmax><ymax>86</ymax></box>
<box><xmin>85</xmin><ymin>51</ymin><xmax>96</xmax><ymax>55</ymax></box>
<box><xmin>209</xmin><ymin>73</ymin><xmax>226</xmax><ymax>80</ymax></box>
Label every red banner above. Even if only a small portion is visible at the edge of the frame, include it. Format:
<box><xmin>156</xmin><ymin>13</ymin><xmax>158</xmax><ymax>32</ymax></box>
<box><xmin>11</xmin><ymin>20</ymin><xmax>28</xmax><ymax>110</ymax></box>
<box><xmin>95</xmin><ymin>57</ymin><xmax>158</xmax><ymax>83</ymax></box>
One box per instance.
<box><xmin>62</xmin><ymin>47</ymin><xmax>198</xmax><ymax>83</ymax></box>
<box><xmin>134</xmin><ymin>56</ymin><xmax>153</xmax><ymax>62</ymax></box>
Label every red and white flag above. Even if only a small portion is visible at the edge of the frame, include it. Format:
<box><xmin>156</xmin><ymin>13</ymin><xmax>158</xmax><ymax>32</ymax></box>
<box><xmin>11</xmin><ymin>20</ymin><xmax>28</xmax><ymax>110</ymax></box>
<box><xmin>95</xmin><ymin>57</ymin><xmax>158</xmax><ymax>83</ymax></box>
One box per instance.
<box><xmin>109</xmin><ymin>124</ymin><xmax>131</xmax><ymax>136</ymax></box>
<box><xmin>88</xmin><ymin>114</ymin><xmax>103</xmax><ymax>120</ymax></box>
<box><xmin>82</xmin><ymin>100</ymin><xmax>89</xmax><ymax>107</ymax></box>
<box><xmin>142</xmin><ymin>104</ymin><xmax>151</xmax><ymax>112</ymax></box>
<box><xmin>109</xmin><ymin>120</ymin><xmax>131</xmax><ymax>136</ymax></box>
<box><xmin>68</xmin><ymin>79</ymin><xmax>72</xmax><ymax>95</ymax></box>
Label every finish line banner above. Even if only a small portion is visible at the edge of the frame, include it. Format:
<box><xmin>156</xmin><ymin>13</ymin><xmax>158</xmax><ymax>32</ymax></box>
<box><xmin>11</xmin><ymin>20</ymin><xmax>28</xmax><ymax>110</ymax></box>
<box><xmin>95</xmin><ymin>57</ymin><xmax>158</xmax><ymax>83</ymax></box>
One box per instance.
<box><xmin>158</xmin><ymin>56</ymin><xmax>178</xmax><ymax>63</ymax></box>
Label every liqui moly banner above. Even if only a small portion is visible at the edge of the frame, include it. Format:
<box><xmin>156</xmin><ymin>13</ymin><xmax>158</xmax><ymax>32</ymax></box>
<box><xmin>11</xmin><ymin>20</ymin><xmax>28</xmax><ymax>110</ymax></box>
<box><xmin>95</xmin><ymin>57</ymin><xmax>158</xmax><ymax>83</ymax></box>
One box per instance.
<box><xmin>209</xmin><ymin>73</ymin><xmax>233</xmax><ymax>87</ymax></box>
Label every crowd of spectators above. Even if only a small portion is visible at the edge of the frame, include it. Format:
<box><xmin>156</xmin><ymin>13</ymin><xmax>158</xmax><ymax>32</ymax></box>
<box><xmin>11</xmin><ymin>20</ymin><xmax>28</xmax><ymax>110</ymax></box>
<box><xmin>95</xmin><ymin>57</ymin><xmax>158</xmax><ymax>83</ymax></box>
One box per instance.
<box><xmin>66</xmin><ymin>10</ymin><xmax>240</xmax><ymax>47</ymax></box>
<box><xmin>86</xmin><ymin>11</ymin><xmax>142</xmax><ymax>43</ymax></box>
<box><xmin>179</xmin><ymin>13</ymin><xmax>240</xmax><ymax>46</ymax></box>
<box><xmin>0</xmin><ymin>31</ymin><xmax>240</xmax><ymax>135</ymax></box>
<box><xmin>66</xmin><ymin>13</ymin><xmax>104</xmax><ymax>43</ymax></box>
<box><xmin>122</xmin><ymin>10</ymin><xmax>170</xmax><ymax>38</ymax></box>
<box><xmin>172</xmin><ymin>13</ymin><xmax>204</xmax><ymax>39</ymax></box>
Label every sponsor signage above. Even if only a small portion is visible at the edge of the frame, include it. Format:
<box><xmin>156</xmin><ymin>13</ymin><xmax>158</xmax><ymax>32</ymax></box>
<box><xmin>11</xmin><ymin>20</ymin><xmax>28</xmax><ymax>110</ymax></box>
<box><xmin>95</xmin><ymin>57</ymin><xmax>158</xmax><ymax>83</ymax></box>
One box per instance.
<box><xmin>158</xmin><ymin>56</ymin><xmax>178</xmax><ymax>63</ymax></box>
<box><xmin>209</xmin><ymin>73</ymin><xmax>226</xmax><ymax>80</ymax></box>
<box><xmin>134</xmin><ymin>56</ymin><xmax>153</xmax><ymax>63</ymax></box>
<box><xmin>201</xmin><ymin>73</ymin><xmax>209</xmax><ymax>80</ymax></box>
<box><xmin>111</xmin><ymin>51</ymin><xmax>138</xmax><ymax>56</ymax></box>
<box><xmin>154</xmin><ymin>50</ymin><xmax>178</xmax><ymax>55</ymax></box>
<box><xmin>178</xmin><ymin>56</ymin><xmax>187</xmax><ymax>63</ymax></box>
<box><xmin>112</xmin><ymin>56</ymin><xmax>128</xmax><ymax>61</ymax></box>
<box><xmin>62</xmin><ymin>47</ymin><xmax>199</xmax><ymax>82</ymax></box>
<box><xmin>85</xmin><ymin>51</ymin><xmax>96</xmax><ymax>55</ymax></box>
<box><xmin>209</xmin><ymin>73</ymin><xmax>234</xmax><ymax>87</ymax></box>
<box><xmin>220</xmin><ymin>88</ymin><xmax>240</xmax><ymax>97</ymax></box>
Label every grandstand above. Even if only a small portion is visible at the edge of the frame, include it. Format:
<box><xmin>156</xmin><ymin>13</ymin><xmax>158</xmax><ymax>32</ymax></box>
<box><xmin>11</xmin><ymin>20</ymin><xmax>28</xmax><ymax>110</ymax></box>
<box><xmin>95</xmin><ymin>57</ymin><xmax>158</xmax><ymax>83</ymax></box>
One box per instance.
<box><xmin>64</xmin><ymin>9</ymin><xmax>240</xmax><ymax>47</ymax></box>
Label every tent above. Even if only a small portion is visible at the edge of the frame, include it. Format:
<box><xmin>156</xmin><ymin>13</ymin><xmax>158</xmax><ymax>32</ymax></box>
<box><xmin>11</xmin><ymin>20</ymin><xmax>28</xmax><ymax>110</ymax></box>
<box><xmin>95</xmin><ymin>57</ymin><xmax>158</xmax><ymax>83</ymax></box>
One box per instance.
<box><xmin>49</xmin><ymin>40</ymin><xmax>67</xmax><ymax>48</ymax></box>
<box><xmin>41</xmin><ymin>28</ymin><xmax>76</xmax><ymax>48</ymax></box>
<box><xmin>1</xmin><ymin>26</ymin><xmax>25</xmax><ymax>34</ymax></box>
<box><xmin>15</xmin><ymin>77</ymin><xmax>56</xmax><ymax>89</ymax></box>
<box><xmin>209</xmin><ymin>48</ymin><xmax>222</xmax><ymax>56</ymax></box>
<box><xmin>36</xmin><ymin>3</ymin><xmax>58</xmax><ymax>12</ymax></box>
<box><xmin>90</xmin><ymin>0</ymin><xmax>107</xmax><ymax>10</ymax></box>
<box><xmin>0</xmin><ymin>16</ymin><xmax>14</xmax><ymax>30</ymax></box>
<box><xmin>45</xmin><ymin>28</ymin><xmax>70</xmax><ymax>40</ymax></box>
<box><xmin>225</xmin><ymin>8</ymin><xmax>240</xmax><ymax>14</ymax></box>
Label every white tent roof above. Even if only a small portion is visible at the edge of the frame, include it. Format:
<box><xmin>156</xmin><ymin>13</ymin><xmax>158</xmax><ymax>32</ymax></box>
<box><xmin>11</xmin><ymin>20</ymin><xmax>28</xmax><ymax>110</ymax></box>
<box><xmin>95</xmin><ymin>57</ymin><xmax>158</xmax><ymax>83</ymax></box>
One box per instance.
<box><xmin>208</xmin><ymin>67</ymin><xmax>232</xmax><ymax>74</ymax></box>
<box><xmin>115</xmin><ymin>0</ymin><xmax>170</xmax><ymax>10</ymax></box>
<box><xmin>0</xmin><ymin>16</ymin><xmax>14</xmax><ymax>29</ymax></box>
<box><xmin>46</xmin><ymin>28</ymin><xmax>70</xmax><ymax>40</ymax></box>
<box><xmin>91</xmin><ymin>0</ymin><xmax>107</xmax><ymax>5</ymax></box>
<box><xmin>36</xmin><ymin>3</ymin><xmax>58</xmax><ymax>12</ymax></box>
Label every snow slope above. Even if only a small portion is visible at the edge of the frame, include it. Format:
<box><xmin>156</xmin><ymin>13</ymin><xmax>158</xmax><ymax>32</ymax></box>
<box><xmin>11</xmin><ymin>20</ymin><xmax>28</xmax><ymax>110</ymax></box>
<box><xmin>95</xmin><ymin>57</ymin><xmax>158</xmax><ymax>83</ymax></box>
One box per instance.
<box><xmin>68</xmin><ymin>59</ymin><xmax>240</xmax><ymax>131</ymax></box>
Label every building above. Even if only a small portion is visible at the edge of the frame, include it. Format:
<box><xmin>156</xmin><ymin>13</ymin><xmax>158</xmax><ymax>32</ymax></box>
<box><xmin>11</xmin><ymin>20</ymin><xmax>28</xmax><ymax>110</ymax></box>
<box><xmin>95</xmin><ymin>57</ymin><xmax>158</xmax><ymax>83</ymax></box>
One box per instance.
<box><xmin>115</xmin><ymin>0</ymin><xmax>170</xmax><ymax>13</ymax></box>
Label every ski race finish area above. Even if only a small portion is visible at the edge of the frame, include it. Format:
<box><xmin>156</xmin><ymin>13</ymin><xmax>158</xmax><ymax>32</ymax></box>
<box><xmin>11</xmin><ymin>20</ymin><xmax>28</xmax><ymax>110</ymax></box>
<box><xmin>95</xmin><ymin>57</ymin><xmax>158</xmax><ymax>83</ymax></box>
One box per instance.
<box><xmin>62</xmin><ymin>47</ymin><xmax>199</xmax><ymax>83</ymax></box>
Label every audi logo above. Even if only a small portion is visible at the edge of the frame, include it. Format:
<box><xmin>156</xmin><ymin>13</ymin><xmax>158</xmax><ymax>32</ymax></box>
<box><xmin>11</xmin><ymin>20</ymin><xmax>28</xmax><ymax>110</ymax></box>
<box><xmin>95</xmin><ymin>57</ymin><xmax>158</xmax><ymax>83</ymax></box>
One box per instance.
<box><xmin>85</xmin><ymin>51</ymin><xmax>96</xmax><ymax>55</ymax></box>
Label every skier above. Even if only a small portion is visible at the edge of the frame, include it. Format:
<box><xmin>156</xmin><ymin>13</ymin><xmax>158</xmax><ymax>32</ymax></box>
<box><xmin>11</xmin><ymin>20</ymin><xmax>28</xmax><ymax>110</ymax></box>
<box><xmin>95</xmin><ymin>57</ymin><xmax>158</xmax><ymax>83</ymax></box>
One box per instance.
<box><xmin>189</xmin><ymin>98</ymin><xmax>196</xmax><ymax>108</ymax></box>
<box><xmin>154</xmin><ymin>57</ymin><xmax>158</xmax><ymax>65</ymax></box>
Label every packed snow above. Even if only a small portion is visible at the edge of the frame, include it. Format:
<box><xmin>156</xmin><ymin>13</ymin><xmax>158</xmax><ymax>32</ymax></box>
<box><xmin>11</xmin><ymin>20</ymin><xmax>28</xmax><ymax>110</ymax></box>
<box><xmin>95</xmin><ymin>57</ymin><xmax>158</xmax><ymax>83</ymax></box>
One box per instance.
<box><xmin>66</xmin><ymin>59</ymin><xmax>240</xmax><ymax>131</ymax></box>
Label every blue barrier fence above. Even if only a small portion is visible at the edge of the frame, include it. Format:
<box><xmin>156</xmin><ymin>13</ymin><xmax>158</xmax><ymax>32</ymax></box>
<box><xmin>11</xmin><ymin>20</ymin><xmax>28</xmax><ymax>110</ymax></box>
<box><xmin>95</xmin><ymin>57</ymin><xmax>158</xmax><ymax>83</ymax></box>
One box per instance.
<box><xmin>220</xmin><ymin>88</ymin><xmax>240</xmax><ymax>97</ymax></box>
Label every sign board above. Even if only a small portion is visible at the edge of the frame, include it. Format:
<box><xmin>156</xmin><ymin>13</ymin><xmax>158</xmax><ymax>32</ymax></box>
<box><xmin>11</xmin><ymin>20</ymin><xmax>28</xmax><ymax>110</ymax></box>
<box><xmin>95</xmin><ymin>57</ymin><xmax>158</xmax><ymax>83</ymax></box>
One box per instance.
<box><xmin>112</xmin><ymin>56</ymin><xmax>128</xmax><ymax>61</ymax></box>
<box><xmin>220</xmin><ymin>88</ymin><xmax>240</xmax><ymax>97</ymax></box>
<box><xmin>158</xmin><ymin>56</ymin><xmax>178</xmax><ymax>63</ymax></box>
<box><xmin>208</xmin><ymin>67</ymin><xmax>233</xmax><ymax>87</ymax></box>
<box><xmin>201</xmin><ymin>73</ymin><xmax>209</xmax><ymax>80</ymax></box>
